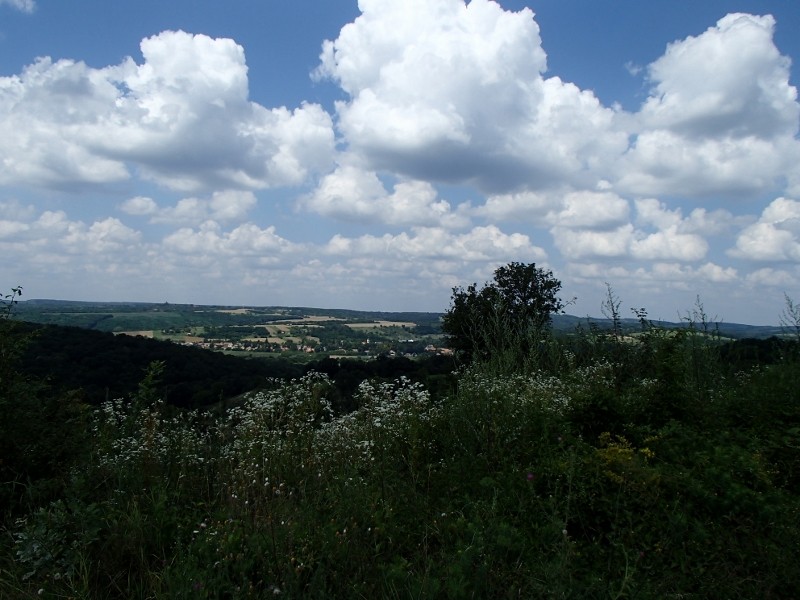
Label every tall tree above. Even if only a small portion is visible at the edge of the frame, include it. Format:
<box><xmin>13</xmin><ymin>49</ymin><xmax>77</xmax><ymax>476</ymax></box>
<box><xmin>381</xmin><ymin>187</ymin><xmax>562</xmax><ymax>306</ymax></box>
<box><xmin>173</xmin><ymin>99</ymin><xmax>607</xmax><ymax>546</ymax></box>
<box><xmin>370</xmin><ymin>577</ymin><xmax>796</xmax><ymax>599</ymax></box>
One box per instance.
<box><xmin>442</xmin><ymin>262</ymin><xmax>564</xmax><ymax>362</ymax></box>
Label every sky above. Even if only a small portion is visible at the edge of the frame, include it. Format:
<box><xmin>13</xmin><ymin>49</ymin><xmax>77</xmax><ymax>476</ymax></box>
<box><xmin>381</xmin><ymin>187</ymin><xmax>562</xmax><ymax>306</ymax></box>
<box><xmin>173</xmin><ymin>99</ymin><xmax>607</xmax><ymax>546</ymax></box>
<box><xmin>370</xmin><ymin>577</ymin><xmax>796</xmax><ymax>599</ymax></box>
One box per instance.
<box><xmin>1</xmin><ymin>1</ymin><xmax>800</xmax><ymax>325</ymax></box>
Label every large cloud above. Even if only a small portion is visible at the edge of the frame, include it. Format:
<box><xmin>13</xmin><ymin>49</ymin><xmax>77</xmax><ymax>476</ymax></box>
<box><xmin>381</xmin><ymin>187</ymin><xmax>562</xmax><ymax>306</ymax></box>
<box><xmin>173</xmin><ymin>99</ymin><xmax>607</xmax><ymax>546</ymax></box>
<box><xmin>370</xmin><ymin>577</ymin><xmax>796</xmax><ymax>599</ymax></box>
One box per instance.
<box><xmin>546</xmin><ymin>191</ymin><xmax>630</xmax><ymax>229</ymax></box>
<box><xmin>319</xmin><ymin>223</ymin><xmax>550</xmax><ymax>302</ymax></box>
<box><xmin>474</xmin><ymin>189</ymin><xmax>630</xmax><ymax>229</ymax></box>
<box><xmin>0</xmin><ymin>31</ymin><xmax>335</xmax><ymax>192</ymax></box>
<box><xmin>315</xmin><ymin>0</ymin><xmax>627</xmax><ymax>193</ymax></box>
<box><xmin>746</xmin><ymin>267</ymin><xmax>799</xmax><ymax>289</ymax></box>
<box><xmin>569</xmin><ymin>261</ymin><xmax>738</xmax><ymax>287</ymax></box>
<box><xmin>314</xmin><ymin>2</ymin><xmax>800</xmax><ymax>216</ymax></box>
<box><xmin>619</xmin><ymin>13</ymin><xmax>800</xmax><ymax>197</ymax></box>
<box><xmin>641</xmin><ymin>14</ymin><xmax>797</xmax><ymax>138</ymax></box>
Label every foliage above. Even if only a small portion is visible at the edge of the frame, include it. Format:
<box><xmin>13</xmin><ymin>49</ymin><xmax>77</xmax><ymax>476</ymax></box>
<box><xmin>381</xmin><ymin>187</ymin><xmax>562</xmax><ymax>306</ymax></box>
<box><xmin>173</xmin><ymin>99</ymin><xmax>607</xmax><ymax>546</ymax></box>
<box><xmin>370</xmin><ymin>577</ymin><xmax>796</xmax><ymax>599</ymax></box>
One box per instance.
<box><xmin>2</xmin><ymin>289</ymin><xmax>800</xmax><ymax>598</ymax></box>
<box><xmin>442</xmin><ymin>262</ymin><xmax>564</xmax><ymax>367</ymax></box>
<box><xmin>1</xmin><ymin>285</ymin><xmax>22</xmax><ymax>316</ymax></box>
<box><xmin>1</xmin><ymin>286</ymin><xmax>25</xmax><ymax>381</ymax></box>
<box><xmin>1</xmin><ymin>287</ymin><xmax>90</xmax><ymax>526</ymax></box>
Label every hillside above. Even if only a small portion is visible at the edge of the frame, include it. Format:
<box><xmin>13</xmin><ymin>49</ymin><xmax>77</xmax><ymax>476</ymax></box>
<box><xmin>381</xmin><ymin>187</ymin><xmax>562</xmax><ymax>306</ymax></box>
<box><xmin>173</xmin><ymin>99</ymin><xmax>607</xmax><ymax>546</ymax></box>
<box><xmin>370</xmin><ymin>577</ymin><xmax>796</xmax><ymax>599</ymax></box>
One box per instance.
<box><xmin>16</xmin><ymin>321</ymin><xmax>302</xmax><ymax>408</ymax></box>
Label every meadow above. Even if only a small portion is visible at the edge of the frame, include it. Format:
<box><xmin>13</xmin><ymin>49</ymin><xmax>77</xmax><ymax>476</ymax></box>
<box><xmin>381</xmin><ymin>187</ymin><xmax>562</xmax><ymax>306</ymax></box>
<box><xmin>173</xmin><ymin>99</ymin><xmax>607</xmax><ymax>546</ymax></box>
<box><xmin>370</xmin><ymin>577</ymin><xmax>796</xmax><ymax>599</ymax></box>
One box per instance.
<box><xmin>1</xmin><ymin>291</ymin><xmax>799</xmax><ymax>598</ymax></box>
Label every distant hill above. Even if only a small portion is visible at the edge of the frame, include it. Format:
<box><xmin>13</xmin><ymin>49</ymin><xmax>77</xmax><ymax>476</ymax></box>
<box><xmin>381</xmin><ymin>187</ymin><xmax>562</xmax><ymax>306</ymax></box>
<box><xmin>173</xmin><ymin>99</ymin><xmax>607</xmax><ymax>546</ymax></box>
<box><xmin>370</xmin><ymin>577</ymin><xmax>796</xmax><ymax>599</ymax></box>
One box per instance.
<box><xmin>13</xmin><ymin>299</ymin><xmax>443</xmax><ymax>333</ymax></box>
<box><xmin>14</xmin><ymin>298</ymin><xmax>786</xmax><ymax>339</ymax></box>
<box><xmin>551</xmin><ymin>314</ymin><xmax>786</xmax><ymax>340</ymax></box>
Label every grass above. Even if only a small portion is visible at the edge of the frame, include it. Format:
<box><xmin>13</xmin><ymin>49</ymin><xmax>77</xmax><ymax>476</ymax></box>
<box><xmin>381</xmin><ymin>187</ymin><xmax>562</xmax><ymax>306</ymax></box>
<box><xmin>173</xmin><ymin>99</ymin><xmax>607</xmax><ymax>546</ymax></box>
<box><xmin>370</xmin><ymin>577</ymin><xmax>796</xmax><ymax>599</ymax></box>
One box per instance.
<box><xmin>1</xmin><ymin>308</ymin><xmax>799</xmax><ymax>598</ymax></box>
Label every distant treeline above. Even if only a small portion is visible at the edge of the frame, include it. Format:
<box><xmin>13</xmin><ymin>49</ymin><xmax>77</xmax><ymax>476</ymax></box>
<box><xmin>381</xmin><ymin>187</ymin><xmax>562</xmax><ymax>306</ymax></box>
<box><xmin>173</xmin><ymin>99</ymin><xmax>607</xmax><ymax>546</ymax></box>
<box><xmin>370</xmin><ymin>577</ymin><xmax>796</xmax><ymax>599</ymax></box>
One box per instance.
<box><xmin>13</xmin><ymin>299</ymin><xmax>445</xmax><ymax>334</ymax></box>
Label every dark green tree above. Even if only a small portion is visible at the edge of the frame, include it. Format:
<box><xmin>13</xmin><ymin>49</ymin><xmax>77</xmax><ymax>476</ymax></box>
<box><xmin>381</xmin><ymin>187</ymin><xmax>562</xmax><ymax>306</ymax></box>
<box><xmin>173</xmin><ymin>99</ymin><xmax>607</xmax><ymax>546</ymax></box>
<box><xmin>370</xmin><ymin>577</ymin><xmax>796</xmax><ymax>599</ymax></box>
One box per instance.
<box><xmin>441</xmin><ymin>262</ymin><xmax>564</xmax><ymax>363</ymax></box>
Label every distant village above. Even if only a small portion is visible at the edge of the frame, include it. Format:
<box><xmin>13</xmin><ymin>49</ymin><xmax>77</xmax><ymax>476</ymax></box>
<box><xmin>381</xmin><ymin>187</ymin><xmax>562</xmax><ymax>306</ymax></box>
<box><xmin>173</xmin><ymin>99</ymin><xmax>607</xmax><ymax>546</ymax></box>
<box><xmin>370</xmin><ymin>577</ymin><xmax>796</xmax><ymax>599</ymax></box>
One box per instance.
<box><xmin>178</xmin><ymin>336</ymin><xmax>453</xmax><ymax>358</ymax></box>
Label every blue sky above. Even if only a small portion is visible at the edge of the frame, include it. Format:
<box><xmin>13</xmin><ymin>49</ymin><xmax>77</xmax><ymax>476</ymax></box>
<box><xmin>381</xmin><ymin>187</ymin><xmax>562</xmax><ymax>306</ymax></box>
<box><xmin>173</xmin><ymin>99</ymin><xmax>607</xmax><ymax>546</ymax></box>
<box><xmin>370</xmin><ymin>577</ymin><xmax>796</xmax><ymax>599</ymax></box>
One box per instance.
<box><xmin>1</xmin><ymin>0</ymin><xmax>799</xmax><ymax>324</ymax></box>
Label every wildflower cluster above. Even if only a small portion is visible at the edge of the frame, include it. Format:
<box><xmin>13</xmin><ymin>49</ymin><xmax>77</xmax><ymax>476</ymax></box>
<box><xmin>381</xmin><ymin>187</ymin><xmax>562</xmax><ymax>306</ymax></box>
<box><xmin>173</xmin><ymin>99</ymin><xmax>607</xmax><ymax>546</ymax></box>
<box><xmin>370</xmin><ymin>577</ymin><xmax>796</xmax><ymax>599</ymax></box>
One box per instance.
<box><xmin>222</xmin><ymin>372</ymin><xmax>334</xmax><ymax>504</ymax></box>
<box><xmin>92</xmin><ymin>396</ymin><xmax>214</xmax><ymax>484</ymax></box>
<box><xmin>316</xmin><ymin>376</ymin><xmax>439</xmax><ymax>471</ymax></box>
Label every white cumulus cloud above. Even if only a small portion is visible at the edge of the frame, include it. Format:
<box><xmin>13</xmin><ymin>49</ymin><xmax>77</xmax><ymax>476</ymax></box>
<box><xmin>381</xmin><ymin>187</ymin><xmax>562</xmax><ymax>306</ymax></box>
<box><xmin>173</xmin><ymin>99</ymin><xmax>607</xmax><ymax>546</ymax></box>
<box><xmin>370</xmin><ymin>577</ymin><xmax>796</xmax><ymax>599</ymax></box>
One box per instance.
<box><xmin>619</xmin><ymin>13</ymin><xmax>800</xmax><ymax>198</ymax></box>
<box><xmin>552</xmin><ymin>225</ymin><xmax>634</xmax><ymax>260</ymax></box>
<box><xmin>120</xmin><ymin>196</ymin><xmax>158</xmax><ymax>216</ymax></box>
<box><xmin>121</xmin><ymin>190</ymin><xmax>256</xmax><ymax>225</ymax></box>
<box><xmin>731</xmin><ymin>197</ymin><xmax>800</xmax><ymax>261</ymax></box>
<box><xmin>0</xmin><ymin>31</ymin><xmax>335</xmax><ymax>193</ymax></box>
<box><xmin>315</xmin><ymin>0</ymin><xmax>626</xmax><ymax>193</ymax></box>
<box><xmin>547</xmin><ymin>191</ymin><xmax>630</xmax><ymax>230</ymax></box>
<box><xmin>162</xmin><ymin>220</ymin><xmax>296</xmax><ymax>256</ymax></box>
<box><xmin>551</xmin><ymin>198</ymin><xmax>711</xmax><ymax>262</ymax></box>
<box><xmin>325</xmin><ymin>224</ymin><xmax>546</xmax><ymax>263</ymax></box>
<box><xmin>630</xmin><ymin>228</ymin><xmax>708</xmax><ymax>262</ymax></box>
<box><xmin>302</xmin><ymin>165</ymin><xmax>469</xmax><ymax>227</ymax></box>
<box><xmin>745</xmin><ymin>267</ymin><xmax>798</xmax><ymax>288</ymax></box>
<box><xmin>641</xmin><ymin>14</ymin><xmax>797</xmax><ymax>138</ymax></box>
<box><xmin>0</xmin><ymin>208</ymin><xmax>144</xmax><ymax>283</ymax></box>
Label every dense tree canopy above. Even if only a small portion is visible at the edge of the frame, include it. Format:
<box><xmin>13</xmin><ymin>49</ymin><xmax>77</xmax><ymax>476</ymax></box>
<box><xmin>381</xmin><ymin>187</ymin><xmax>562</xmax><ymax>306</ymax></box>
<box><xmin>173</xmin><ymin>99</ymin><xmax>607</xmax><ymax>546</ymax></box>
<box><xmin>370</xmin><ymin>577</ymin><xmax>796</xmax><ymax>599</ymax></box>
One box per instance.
<box><xmin>441</xmin><ymin>262</ymin><xmax>564</xmax><ymax>361</ymax></box>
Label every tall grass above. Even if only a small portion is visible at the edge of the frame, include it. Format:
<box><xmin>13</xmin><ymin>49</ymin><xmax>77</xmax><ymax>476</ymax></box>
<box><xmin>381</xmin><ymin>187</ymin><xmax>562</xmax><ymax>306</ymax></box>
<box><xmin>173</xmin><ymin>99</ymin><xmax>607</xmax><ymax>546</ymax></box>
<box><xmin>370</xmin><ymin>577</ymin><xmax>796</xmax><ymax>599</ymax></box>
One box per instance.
<box><xmin>2</xmin><ymin>299</ymin><xmax>800</xmax><ymax>598</ymax></box>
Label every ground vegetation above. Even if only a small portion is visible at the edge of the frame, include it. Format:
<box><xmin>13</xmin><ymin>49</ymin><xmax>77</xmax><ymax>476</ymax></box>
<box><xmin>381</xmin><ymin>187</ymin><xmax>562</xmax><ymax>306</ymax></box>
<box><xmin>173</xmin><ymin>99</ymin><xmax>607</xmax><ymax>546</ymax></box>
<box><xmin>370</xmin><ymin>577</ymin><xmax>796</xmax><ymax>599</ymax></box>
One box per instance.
<box><xmin>2</xmin><ymin>285</ymin><xmax>799</xmax><ymax>598</ymax></box>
